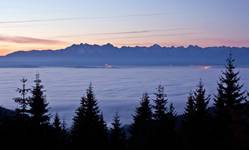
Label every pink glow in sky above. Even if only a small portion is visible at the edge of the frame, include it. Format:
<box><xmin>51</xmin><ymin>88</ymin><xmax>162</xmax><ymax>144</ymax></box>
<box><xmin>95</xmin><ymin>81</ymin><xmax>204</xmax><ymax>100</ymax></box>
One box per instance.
<box><xmin>0</xmin><ymin>0</ymin><xmax>249</xmax><ymax>55</ymax></box>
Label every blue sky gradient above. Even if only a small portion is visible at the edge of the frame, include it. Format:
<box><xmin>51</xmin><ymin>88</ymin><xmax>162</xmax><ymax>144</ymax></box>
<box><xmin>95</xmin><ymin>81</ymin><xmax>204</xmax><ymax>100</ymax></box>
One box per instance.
<box><xmin>0</xmin><ymin>0</ymin><xmax>249</xmax><ymax>55</ymax></box>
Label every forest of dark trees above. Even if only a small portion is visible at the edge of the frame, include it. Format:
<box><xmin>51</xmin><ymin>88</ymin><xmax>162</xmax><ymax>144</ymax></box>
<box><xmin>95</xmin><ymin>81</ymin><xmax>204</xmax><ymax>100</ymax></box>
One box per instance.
<box><xmin>0</xmin><ymin>55</ymin><xmax>249</xmax><ymax>150</ymax></box>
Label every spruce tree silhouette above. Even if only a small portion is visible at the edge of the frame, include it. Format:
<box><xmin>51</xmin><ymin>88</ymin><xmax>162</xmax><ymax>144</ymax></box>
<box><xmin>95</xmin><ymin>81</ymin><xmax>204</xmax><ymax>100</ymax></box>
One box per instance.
<box><xmin>29</xmin><ymin>74</ymin><xmax>49</xmax><ymax>126</ymax></box>
<box><xmin>167</xmin><ymin>102</ymin><xmax>178</xmax><ymax>148</ymax></box>
<box><xmin>168</xmin><ymin>103</ymin><xmax>177</xmax><ymax>117</ymax></box>
<box><xmin>13</xmin><ymin>78</ymin><xmax>30</xmax><ymax>116</ymax></box>
<box><xmin>110</xmin><ymin>113</ymin><xmax>126</xmax><ymax>150</ymax></box>
<box><xmin>52</xmin><ymin>113</ymin><xmax>68</xmax><ymax>149</ymax></box>
<box><xmin>152</xmin><ymin>85</ymin><xmax>177</xmax><ymax>149</ymax></box>
<box><xmin>168</xmin><ymin>103</ymin><xmax>177</xmax><ymax>127</ymax></box>
<box><xmin>184</xmin><ymin>92</ymin><xmax>195</xmax><ymax>120</ymax></box>
<box><xmin>153</xmin><ymin>85</ymin><xmax>167</xmax><ymax>121</ymax></box>
<box><xmin>168</xmin><ymin>103</ymin><xmax>177</xmax><ymax>126</ymax></box>
<box><xmin>23</xmin><ymin>74</ymin><xmax>52</xmax><ymax>150</ymax></box>
<box><xmin>71</xmin><ymin>83</ymin><xmax>108</xmax><ymax>149</ymax></box>
<box><xmin>53</xmin><ymin>113</ymin><xmax>62</xmax><ymax>131</ymax></box>
<box><xmin>214</xmin><ymin>53</ymin><xmax>246</xmax><ymax>111</ymax></box>
<box><xmin>99</xmin><ymin>112</ymin><xmax>109</xmax><ymax>148</ymax></box>
<box><xmin>62</xmin><ymin>119</ymin><xmax>67</xmax><ymax>133</ymax></box>
<box><xmin>193</xmin><ymin>80</ymin><xmax>210</xmax><ymax>119</ymax></box>
<box><xmin>3</xmin><ymin>78</ymin><xmax>30</xmax><ymax>149</ymax></box>
<box><xmin>182</xmin><ymin>92</ymin><xmax>195</xmax><ymax>147</ymax></box>
<box><xmin>214</xmin><ymin>54</ymin><xmax>248</xmax><ymax>149</ymax></box>
<box><xmin>183</xmin><ymin>80</ymin><xmax>210</xmax><ymax>150</ymax></box>
<box><xmin>129</xmin><ymin>92</ymin><xmax>153</xmax><ymax>149</ymax></box>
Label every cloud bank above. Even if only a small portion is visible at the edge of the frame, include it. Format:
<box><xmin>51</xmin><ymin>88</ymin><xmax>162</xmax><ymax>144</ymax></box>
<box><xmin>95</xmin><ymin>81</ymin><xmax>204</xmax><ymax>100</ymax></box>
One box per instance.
<box><xmin>0</xmin><ymin>35</ymin><xmax>65</xmax><ymax>45</ymax></box>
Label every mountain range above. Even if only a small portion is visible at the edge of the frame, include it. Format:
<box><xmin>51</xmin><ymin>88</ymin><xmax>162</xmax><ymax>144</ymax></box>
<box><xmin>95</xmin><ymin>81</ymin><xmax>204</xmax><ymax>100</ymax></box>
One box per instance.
<box><xmin>0</xmin><ymin>43</ymin><xmax>249</xmax><ymax>67</ymax></box>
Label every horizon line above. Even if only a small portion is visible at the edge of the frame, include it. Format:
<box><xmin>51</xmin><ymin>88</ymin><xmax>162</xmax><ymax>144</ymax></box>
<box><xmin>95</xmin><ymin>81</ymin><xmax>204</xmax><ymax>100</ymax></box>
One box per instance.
<box><xmin>3</xmin><ymin>42</ymin><xmax>249</xmax><ymax>56</ymax></box>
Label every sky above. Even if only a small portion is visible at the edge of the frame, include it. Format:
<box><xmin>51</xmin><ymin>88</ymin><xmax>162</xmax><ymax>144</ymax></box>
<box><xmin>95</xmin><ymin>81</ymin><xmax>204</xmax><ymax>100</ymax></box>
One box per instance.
<box><xmin>0</xmin><ymin>0</ymin><xmax>249</xmax><ymax>55</ymax></box>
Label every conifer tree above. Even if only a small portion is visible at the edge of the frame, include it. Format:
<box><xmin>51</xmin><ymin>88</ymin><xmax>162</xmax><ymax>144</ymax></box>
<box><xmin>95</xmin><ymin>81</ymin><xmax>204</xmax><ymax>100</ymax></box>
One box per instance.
<box><xmin>182</xmin><ymin>92</ymin><xmax>195</xmax><ymax>147</ymax></box>
<box><xmin>153</xmin><ymin>85</ymin><xmax>167</xmax><ymax>121</ymax></box>
<box><xmin>183</xmin><ymin>92</ymin><xmax>196</xmax><ymax>136</ymax></box>
<box><xmin>71</xmin><ymin>83</ymin><xmax>108</xmax><ymax>149</ymax></box>
<box><xmin>213</xmin><ymin>54</ymin><xmax>247</xmax><ymax>149</ymax></box>
<box><xmin>214</xmin><ymin>53</ymin><xmax>246</xmax><ymax>112</ymax></box>
<box><xmin>166</xmin><ymin>102</ymin><xmax>177</xmax><ymax>147</ymax></box>
<box><xmin>167</xmin><ymin>103</ymin><xmax>177</xmax><ymax>129</ymax></box>
<box><xmin>53</xmin><ymin>113</ymin><xmax>62</xmax><ymax>131</ymax></box>
<box><xmin>13</xmin><ymin>78</ymin><xmax>30</xmax><ymax>115</ymax></box>
<box><xmin>184</xmin><ymin>92</ymin><xmax>195</xmax><ymax>120</ymax></box>
<box><xmin>152</xmin><ymin>85</ymin><xmax>176</xmax><ymax>149</ymax></box>
<box><xmin>99</xmin><ymin>112</ymin><xmax>109</xmax><ymax>147</ymax></box>
<box><xmin>193</xmin><ymin>80</ymin><xmax>210</xmax><ymax>119</ymax></box>
<box><xmin>110</xmin><ymin>113</ymin><xmax>126</xmax><ymax>150</ymax></box>
<box><xmin>132</xmin><ymin>93</ymin><xmax>152</xmax><ymax>130</ymax></box>
<box><xmin>181</xmin><ymin>81</ymin><xmax>211</xmax><ymax>149</ymax></box>
<box><xmin>62</xmin><ymin>119</ymin><xmax>67</xmax><ymax>133</ymax></box>
<box><xmin>51</xmin><ymin>113</ymin><xmax>68</xmax><ymax>149</ymax></box>
<box><xmin>29</xmin><ymin>74</ymin><xmax>49</xmax><ymax>126</ymax></box>
<box><xmin>11</xmin><ymin>78</ymin><xmax>31</xmax><ymax>149</ymax></box>
<box><xmin>129</xmin><ymin>93</ymin><xmax>153</xmax><ymax>149</ymax></box>
<box><xmin>130</xmin><ymin>93</ymin><xmax>152</xmax><ymax>135</ymax></box>
<box><xmin>168</xmin><ymin>103</ymin><xmax>177</xmax><ymax>118</ymax></box>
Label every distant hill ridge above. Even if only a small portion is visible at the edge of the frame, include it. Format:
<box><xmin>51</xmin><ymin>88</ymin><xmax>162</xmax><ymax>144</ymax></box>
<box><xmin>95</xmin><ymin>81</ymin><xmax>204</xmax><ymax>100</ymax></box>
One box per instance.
<box><xmin>1</xmin><ymin>43</ymin><xmax>249</xmax><ymax>67</ymax></box>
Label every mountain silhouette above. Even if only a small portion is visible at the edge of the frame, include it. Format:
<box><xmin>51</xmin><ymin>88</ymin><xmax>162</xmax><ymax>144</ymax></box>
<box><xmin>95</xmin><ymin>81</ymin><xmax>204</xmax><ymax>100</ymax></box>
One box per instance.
<box><xmin>0</xmin><ymin>43</ymin><xmax>249</xmax><ymax>67</ymax></box>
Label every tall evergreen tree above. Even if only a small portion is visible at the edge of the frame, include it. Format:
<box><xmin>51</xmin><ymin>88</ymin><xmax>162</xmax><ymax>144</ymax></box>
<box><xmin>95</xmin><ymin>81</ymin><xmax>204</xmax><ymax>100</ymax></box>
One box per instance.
<box><xmin>213</xmin><ymin>54</ymin><xmax>247</xmax><ymax>149</ymax></box>
<box><xmin>168</xmin><ymin>103</ymin><xmax>177</xmax><ymax>118</ymax></box>
<box><xmin>52</xmin><ymin>113</ymin><xmax>69</xmax><ymax>150</ymax></box>
<box><xmin>152</xmin><ymin>85</ymin><xmax>177</xmax><ymax>149</ymax></box>
<box><xmin>13</xmin><ymin>78</ymin><xmax>30</xmax><ymax>115</ymax></box>
<box><xmin>110</xmin><ymin>113</ymin><xmax>126</xmax><ymax>150</ymax></box>
<box><xmin>182</xmin><ymin>92</ymin><xmax>195</xmax><ymax>147</ymax></box>
<box><xmin>153</xmin><ymin>85</ymin><xmax>167</xmax><ymax>121</ymax></box>
<box><xmin>182</xmin><ymin>81</ymin><xmax>210</xmax><ymax>150</ymax></box>
<box><xmin>62</xmin><ymin>119</ymin><xmax>67</xmax><ymax>133</ymax></box>
<box><xmin>10</xmin><ymin>78</ymin><xmax>31</xmax><ymax>149</ymax></box>
<box><xmin>131</xmin><ymin>93</ymin><xmax>152</xmax><ymax>131</ymax></box>
<box><xmin>167</xmin><ymin>103</ymin><xmax>177</xmax><ymax>129</ymax></box>
<box><xmin>183</xmin><ymin>92</ymin><xmax>196</xmax><ymax>135</ymax></box>
<box><xmin>24</xmin><ymin>74</ymin><xmax>53</xmax><ymax>150</ymax></box>
<box><xmin>29</xmin><ymin>74</ymin><xmax>49</xmax><ymax>126</ymax></box>
<box><xmin>99</xmin><ymin>112</ymin><xmax>109</xmax><ymax>147</ymax></box>
<box><xmin>53</xmin><ymin>113</ymin><xmax>62</xmax><ymax>131</ymax></box>
<box><xmin>129</xmin><ymin>92</ymin><xmax>153</xmax><ymax>149</ymax></box>
<box><xmin>193</xmin><ymin>80</ymin><xmax>210</xmax><ymax>119</ymax></box>
<box><xmin>214</xmin><ymin>53</ymin><xmax>246</xmax><ymax>112</ymax></box>
<box><xmin>166</xmin><ymin>102</ymin><xmax>177</xmax><ymax>147</ymax></box>
<box><xmin>71</xmin><ymin>83</ymin><xmax>108</xmax><ymax>149</ymax></box>
<box><xmin>184</xmin><ymin>92</ymin><xmax>195</xmax><ymax>120</ymax></box>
